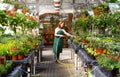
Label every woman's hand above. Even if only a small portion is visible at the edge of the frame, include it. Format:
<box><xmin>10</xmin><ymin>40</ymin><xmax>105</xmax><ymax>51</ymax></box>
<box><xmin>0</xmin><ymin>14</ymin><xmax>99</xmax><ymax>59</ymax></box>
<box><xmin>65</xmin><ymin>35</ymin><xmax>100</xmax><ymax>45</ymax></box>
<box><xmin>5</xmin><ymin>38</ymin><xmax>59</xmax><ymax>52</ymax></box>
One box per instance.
<box><xmin>71</xmin><ymin>35</ymin><xmax>76</xmax><ymax>38</ymax></box>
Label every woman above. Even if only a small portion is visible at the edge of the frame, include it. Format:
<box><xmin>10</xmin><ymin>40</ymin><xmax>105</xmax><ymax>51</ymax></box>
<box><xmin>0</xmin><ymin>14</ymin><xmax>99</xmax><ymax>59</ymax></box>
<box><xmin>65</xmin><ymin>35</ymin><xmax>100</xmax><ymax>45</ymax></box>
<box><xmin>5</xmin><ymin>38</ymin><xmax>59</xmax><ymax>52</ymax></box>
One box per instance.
<box><xmin>53</xmin><ymin>21</ymin><xmax>75</xmax><ymax>62</ymax></box>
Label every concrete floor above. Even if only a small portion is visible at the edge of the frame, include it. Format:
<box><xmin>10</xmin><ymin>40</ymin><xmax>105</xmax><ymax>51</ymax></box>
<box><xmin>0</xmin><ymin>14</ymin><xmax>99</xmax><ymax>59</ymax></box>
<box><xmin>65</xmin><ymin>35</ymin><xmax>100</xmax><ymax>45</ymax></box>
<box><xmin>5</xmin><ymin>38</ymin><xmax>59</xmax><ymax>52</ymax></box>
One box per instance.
<box><xmin>32</xmin><ymin>46</ymin><xmax>83</xmax><ymax>77</ymax></box>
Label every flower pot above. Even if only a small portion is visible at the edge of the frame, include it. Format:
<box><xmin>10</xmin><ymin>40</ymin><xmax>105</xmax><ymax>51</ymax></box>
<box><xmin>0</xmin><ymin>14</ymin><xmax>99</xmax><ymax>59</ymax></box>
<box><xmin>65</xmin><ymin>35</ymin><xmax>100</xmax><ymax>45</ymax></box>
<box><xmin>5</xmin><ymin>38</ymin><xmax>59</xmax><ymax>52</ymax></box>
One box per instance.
<box><xmin>12</xmin><ymin>55</ymin><xmax>18</xmax><ymax>61</ymax></box>
<box><xmin>0</xmin><ymin>56</ymin><xmax>5</xmax><ymax>64</ymax></box>
<box><xmin>96</xmin><ymin>48</ymin><xmax>104</xmax><ymax>55</ymax></box>
<box><xmin>18</xmin><ymin>54</ymin><xmax>25</xmax><ymax>60</ymax></box>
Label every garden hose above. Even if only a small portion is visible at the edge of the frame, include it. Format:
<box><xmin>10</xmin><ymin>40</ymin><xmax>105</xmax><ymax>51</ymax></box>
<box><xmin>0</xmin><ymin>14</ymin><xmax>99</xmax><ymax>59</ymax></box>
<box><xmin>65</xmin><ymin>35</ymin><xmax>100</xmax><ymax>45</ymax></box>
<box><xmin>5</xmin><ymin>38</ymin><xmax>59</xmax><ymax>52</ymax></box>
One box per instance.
<box><xmin>55</xmin><ymin>37</ymin><xmax>74</xmax><ymax>77</ymax></box>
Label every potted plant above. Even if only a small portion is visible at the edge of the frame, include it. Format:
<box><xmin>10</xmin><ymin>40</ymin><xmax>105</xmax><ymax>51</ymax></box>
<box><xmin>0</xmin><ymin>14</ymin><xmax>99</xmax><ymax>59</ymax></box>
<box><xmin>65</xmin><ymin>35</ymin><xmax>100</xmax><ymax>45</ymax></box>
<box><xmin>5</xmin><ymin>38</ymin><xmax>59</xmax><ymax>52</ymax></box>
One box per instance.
<box><xmin>0</xmin><ymin>65</ymin><xmax>7</xmax><ymax>77</ymax></box>
<box><xmin>17</xmin><ymin>48</ymin><xmax>26</xmax><ymax>60</ymax></box>
<box><xmin>97</xmin><ymin>54</ymin><xmax>120</xmax><ymax>76</ymax></box>
<box><xmin>5</xmin><ymin>61</ymin><xmax>13</xmax><ymax>75</ymax></box>
<box><xmin>92</xmin><ymin>3</ymin><xmax>109</xmax><ymax>16</ymax></box>
<box><xmin>97</xmin><ymin>54</ymin><xmax>117</xmax><ymax>70</ymax></box>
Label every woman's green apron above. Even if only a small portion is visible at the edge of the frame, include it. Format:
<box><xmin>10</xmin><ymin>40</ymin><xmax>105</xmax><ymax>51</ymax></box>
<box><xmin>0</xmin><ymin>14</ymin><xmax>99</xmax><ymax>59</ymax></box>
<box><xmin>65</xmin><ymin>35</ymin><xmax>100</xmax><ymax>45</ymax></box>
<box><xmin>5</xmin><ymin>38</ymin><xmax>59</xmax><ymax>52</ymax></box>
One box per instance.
<box><xmin>53</xmin><ymin>30</ymin><xmax>64</xmax><ymax>55</ymax></box>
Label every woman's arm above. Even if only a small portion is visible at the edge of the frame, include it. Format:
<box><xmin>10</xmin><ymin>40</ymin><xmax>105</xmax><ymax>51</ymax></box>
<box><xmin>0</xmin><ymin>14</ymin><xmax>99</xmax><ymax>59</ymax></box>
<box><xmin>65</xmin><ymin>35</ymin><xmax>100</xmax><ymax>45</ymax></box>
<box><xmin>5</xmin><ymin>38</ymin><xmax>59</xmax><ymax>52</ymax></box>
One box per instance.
<box><xmin>62</xmin><ymin>29</ymin><xmax>74</xmax><ymax>37</ymax></box>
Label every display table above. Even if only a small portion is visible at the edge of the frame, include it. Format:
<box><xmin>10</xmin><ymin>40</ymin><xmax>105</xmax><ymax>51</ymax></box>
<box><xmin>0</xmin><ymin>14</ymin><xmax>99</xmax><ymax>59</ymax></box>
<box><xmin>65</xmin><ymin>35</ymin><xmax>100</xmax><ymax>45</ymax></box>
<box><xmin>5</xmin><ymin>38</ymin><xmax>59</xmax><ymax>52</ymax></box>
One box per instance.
<box><xmin>68</xmin><ymin>39</ymin><xmax>112</xmax><ymax>77</ymax></box>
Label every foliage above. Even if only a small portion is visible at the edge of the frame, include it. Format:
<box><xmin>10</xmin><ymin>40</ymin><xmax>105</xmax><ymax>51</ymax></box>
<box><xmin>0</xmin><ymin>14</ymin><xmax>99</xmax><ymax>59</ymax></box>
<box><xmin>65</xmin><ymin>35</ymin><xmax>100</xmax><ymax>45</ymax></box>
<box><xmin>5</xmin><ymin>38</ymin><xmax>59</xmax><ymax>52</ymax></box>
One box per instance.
<box><xmin>106</xmin><ymin>0</ymin><xmax>118</xmax><ymax>3</ymax></box>
<box><xmin>3</xmin><ymin>0</ymin><xmax>28</xmax><ymax>10</ymax></box>
<box><xmin>5</xmin><ymin>61</ymin><xmax>13</xmax><ymax>69</ymax></box>
<box><xmin>111</xmin><ymin>12</ymin><xmax>120</xmax><ymax>34</ymax></box>
<box><xmin>92</xmin><ymin>3</ymin><xmax>109</xmax><ymax>15</ymax></box>
<box><xmin>0</xmin><ymin>11</ymin><xmax>9</xmax><ymax>26</ymax></box>
<box><xmin>0</xmin><ymin>61</ymin><xmax>13</xmax><ymax>74</ymax></box>
<box><xmin>0</xmin><ymin>65</ymin><xmax>7</xmax><ymax>74</ymax></box>
<box><xmin>0</xmin><ymin>10</ymin><xmax>40</xmax><ymax>34</ymax></box>
<box><xmin>97</xmin><ymin>54</ymin><xmax>118</xmax><ymax>70</ymax></box>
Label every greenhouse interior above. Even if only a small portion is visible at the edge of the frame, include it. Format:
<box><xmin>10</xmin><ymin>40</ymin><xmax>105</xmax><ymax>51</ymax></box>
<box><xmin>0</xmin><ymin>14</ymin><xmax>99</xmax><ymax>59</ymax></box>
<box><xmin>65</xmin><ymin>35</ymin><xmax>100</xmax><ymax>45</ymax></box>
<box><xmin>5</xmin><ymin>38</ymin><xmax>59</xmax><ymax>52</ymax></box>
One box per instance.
<box><xmin>0</xmin><ymin>0</ymin><xmax>120</xmax><ymax>77</ymax></box>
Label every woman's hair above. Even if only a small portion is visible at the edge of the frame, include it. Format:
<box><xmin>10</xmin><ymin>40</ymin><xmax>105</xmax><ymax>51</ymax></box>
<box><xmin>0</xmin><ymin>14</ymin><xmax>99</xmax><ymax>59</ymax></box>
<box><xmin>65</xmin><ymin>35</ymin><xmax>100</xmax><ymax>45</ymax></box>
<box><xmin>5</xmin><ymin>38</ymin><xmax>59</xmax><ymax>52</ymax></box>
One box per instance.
<box><xmin>58</xmin><ymin>21</ymin><xmax>65</xmax><ymax>28</ymax></box>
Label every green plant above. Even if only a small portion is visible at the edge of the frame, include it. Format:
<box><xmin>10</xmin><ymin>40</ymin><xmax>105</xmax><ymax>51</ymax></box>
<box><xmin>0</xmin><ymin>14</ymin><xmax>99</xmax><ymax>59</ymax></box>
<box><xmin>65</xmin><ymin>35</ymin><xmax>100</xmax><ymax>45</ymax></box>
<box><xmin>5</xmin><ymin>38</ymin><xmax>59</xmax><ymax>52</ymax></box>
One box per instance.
<box><xmin>0</xmin><ymin>65</ymin><xmax>7</xmax><ymax>74</ymax></box>
<box><xmin>106</xmin><ymin>0</ymin><xmax>118</xmax><ymax>3</ymax></box>
<box><xmin>0</xmin><ymin>61</ymin><xmax>13</xmax><ymax>75</ymax></box>
<box><xmin>97</xmin><ymin>54</ymin><xmax>118</xmax><ymax>70</ymax></box>
<box><xmin>73</xmin><ymin>17</ymin><xmax>88</xmax><ymax>34</ymax></box>
<box><xmin>5</xmin><ymin>61</ymin><xmax>13</xmax><ymax>69</ymax></box>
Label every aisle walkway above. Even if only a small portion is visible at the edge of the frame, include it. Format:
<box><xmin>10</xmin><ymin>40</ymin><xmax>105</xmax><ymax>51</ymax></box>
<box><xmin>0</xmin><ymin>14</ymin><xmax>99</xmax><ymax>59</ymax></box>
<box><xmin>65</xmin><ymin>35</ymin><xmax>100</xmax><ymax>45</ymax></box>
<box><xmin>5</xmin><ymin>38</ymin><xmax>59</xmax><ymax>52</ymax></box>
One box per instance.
<box><xmin>32</xmin><ymin>46</ymin><xmax>81</xmax><ymax>77</ymax></box>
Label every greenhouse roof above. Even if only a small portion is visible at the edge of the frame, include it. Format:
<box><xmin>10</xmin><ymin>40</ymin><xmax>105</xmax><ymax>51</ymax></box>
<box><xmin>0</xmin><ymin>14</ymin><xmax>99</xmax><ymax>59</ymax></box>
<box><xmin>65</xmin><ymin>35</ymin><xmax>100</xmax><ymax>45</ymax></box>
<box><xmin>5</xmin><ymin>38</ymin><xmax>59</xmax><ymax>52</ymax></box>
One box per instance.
<box><xmin>23</xmin><ymin>0</ymin><xmax>100</xmax><ymax>15</ymax></box>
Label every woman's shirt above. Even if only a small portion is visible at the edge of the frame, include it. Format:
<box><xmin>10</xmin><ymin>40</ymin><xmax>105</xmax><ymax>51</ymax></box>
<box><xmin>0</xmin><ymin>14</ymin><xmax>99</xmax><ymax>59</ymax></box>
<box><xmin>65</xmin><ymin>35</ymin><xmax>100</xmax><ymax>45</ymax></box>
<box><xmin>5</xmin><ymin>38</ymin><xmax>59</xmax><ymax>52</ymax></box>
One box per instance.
<box><xmin>55</xmin><ymin>27</ymin><xmax>72</xmax><ymax>37</ymax></box>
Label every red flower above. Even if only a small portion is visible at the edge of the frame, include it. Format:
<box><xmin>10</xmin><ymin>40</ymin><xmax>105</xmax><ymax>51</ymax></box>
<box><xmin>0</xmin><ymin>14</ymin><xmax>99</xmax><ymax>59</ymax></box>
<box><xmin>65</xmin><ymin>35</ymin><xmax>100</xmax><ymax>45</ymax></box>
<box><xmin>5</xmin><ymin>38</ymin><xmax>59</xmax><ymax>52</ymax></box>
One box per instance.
<box><xmin>10</xmin><ymin>13</ymin><xmax>16</xmax><ymax>17</ymax></box>
<box><xmin>31</xmin><ymin>16</ymin><xmax>35</xmax><ymax>20</ymax></box>
<box><xmin>22</xmin><ymin>9</ymin><xmax>27</xmax><ymax>14</ymax></box>
<box><xmin>6</xmin><ymin>10</ymin><xmax>11</xmax><ymax>14</ymax></box>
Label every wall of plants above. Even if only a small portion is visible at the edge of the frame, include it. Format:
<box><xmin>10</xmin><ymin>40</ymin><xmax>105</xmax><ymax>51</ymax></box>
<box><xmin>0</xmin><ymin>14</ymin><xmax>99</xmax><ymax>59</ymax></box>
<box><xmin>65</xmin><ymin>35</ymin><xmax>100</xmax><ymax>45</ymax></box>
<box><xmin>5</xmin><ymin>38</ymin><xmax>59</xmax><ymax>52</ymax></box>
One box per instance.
<box><xmin>72</xmin><ymin>2</ymin><xmax>120</xmax><ymax>76</ymax></box>
<box><xmin>0</xmin><ymin>1</ymin><xmax>42</xmax><ymax>76</ymax></box>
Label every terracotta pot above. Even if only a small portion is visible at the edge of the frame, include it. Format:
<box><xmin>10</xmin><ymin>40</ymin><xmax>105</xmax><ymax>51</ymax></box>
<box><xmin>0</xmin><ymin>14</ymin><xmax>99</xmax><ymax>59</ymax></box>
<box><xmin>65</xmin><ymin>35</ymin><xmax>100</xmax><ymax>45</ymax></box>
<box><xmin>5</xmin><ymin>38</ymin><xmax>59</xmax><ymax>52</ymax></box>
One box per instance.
<box><xmin>96</xmin><ymin>48</ymin><xmax>104</xmax><ymax>54</ymax></box>
<box><xmin>0</xmin><ymin>56</ymin><xmax>5</xmax><ymax>64</ymax></box>
<box><xmin>18</xmin><ymin>54</ymin><xmax>25</xmax><ymax>60</ymax></box>
<box><xmin>12</xmin><ymin>55</ymin><xmax>18</xmax><ymax>61</ymax></box>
